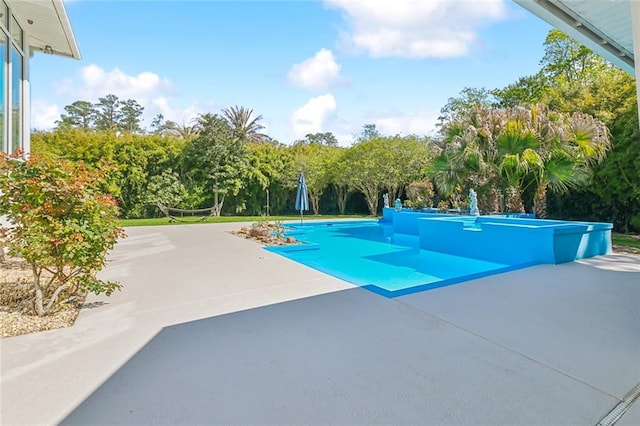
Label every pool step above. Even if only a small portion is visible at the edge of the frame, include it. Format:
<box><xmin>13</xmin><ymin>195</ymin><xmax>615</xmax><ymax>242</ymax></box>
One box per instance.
<box><xmin>265</xmin><ymin>243</ymin><xmax>320</xmax><ymax>253</ymax></box>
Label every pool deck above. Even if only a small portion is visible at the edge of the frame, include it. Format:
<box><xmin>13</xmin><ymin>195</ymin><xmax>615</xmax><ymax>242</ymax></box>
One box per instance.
<box><xmin>1</xmin><ymin>222</ymin><xmax>639</xmax><ymax>425</ymax></box>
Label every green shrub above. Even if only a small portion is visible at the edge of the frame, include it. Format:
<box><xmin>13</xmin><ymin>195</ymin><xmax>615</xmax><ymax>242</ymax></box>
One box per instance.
<box><xmin>405</xmin><ymin>181</ymin><xmax>435</xmax><ymax>207</ymax></box>
<box><xmin>404</xmin><ymin>199</ymin><xmax>428</xmax><ymax>210</ymax></box>
<box><xmin>0</xmin><ymin>154</ymin><xmax>125</xmax><ymax>316</ymax></box>
<box><xmin>437</xmin><ymin>200</ymin><xmax>449</xmax><ymax>213</ymax></box>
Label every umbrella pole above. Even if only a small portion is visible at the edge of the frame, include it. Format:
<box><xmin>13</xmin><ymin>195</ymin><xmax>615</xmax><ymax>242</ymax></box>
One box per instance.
<box><xmin>300</xmin><ymin>209</ymin><xmax>303</xmax><ymax>225</ymax></box>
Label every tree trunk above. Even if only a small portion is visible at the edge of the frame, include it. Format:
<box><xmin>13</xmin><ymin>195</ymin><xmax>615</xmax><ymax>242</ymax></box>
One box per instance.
<box><xmin>354</xmin><ymin>184</ymin><xmax>380</xmax><ymax>216</ymax></box>
<box><xmin>32</xmin><ymin>265</ymin><xmax>47</xmax><ymax>316</ymax></box>
<box><xmin>46</xmin><ymin>279</ymin><xmax>73</xmax><ymax>313</ymax></box>
<box><xmin>0</xmin><ymin>227</ymin><xmax>5</xmax><ymax>263</ymax></box>
<box><xmin>213</xmin><ymin>191</ymin><xmax>225</xmax><ymax>216</ymax></box>
<box><xmin>505</xmin><ymin>186</ymin><xmax>525</xmax><ymax>213</ymax></box>
<box><xmin>479</xmin><ymin>186</ymin><xmax>500</xmax><ymax>214</ymax></box>
<box><xmin>364</xmin><ymin>189</ymin><xmax>379</xmax><ymax>216</ymax></box>
<box><xmin>387</xmin><ymin>185</ymin><xmax>402</xmax><ymax>204</ymax></box>
<box><xmin>309</xmin><ymin>193</ymin><xmax>321</xmax><ymax>215</ymax></box>
<box><xmin>333</xmin><ymin>184</ymin><xmax>349</xmax><ymax>215</ymax></box>
<box><xmin>533</xmin><ymin>185</ymin><xmax>547</xmax><ymax>218</ymax></box>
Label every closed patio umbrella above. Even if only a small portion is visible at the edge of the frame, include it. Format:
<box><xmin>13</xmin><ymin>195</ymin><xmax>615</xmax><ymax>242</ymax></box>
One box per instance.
<box><xmin>295</xmin><ymin>173</ymin><xmax>309</xmax><ymax>224</ymax></box>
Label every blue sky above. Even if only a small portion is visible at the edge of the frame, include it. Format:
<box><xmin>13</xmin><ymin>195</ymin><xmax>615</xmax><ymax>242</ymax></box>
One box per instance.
<box><xmin>30</xmin><ymin>0</ymin><xmax>552</xmax><ymax>145</ymax></box>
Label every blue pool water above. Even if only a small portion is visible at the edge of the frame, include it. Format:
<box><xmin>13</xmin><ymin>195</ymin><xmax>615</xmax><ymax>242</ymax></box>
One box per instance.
<box><xmin>265</xmin><ymin>221</ymin><xmax>534</xmax><ymax>297</ymax></box>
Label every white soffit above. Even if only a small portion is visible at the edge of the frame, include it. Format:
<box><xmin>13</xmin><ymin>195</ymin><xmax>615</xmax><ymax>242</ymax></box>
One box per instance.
<box><xmin>9</xmin><ymin>0</ymin><xmax>80</xmax><ymax>59</ymax></box>
<box><xmin>513</xmin><ymin>0</ymin><xmax>635</xmax><ymax>75</ymax></box>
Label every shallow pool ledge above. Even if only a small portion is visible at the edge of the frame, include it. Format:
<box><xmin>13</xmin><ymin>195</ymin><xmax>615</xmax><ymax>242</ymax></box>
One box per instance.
<box><xmin>381</xmin><ymin>207</ymin><xmax>448</xmax><ymax>235</ymax></box>
<box><xmin>417</xmin><ymin>216</ymin><xmax>612</xmax><ymax>265</ymax></box>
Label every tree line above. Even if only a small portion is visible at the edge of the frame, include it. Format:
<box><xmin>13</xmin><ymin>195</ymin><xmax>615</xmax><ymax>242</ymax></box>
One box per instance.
<box><xmin>33</xmin><ymin>29</ymin><xmax>640</xmax><ymax>232</ymax></box>
<box><xmin>33</xmin><ymin>120</ymin><xmax>434</xmax><ymax>219</ymax></box>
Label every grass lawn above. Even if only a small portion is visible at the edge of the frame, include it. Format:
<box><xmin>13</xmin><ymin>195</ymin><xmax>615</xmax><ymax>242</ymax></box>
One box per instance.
<box><xmin>120</xmin><ymin>215</ymin><xmax>373</xmax><ymax>227</ymax></box>
<box><xmin>612</xmin><ymin>232</ymin><xmax>640</xmax><ymax>250</ymax></box>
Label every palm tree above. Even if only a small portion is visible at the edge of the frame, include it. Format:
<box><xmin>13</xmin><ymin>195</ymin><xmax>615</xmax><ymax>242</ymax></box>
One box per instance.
<box><xmin>221</xmin><ymin>106</ymin><xmax>269</xmax><ymax>144</ymax></box>
<box><xmin>527</xmin><ymin>107</ymin><xmax>610</xmax><ymax>217</ymax></box>
<box><xmin>433</xmin><ymin>107</ymin><xmax>502</xmax><ymax>212</ymax></box>
<box><xmin>163</xmin><ymin>120</ymin><xmax>199</xmax><ymax>139</ymax></box>
<box><xmin>434</xmin><ymin>104</ymin><xmax>610</xmax><ymax>216</ymax></box>
<box><xmin>495</xmin><ymin>112</ymin><xmax>542</xmax><ymax>212</ymax></box>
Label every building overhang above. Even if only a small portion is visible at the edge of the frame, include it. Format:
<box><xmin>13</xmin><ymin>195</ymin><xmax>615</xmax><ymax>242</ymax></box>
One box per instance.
<box><xmin>513</xmin><ymin>0</ymin><xmax>635</xmax><ymax>75</ymax></box>
<box><xmin>9</xmin><ymin>0</ymin><xmax>81</xmax><ymax>59</ymax></box>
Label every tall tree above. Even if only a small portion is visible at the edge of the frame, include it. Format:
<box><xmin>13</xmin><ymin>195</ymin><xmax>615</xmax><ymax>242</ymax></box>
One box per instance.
<box><xmin>235</xmin><ymin>142</ymin><xmax>293</xmax><ymax>215</ymax></box>
<box><xmin>327</xmin><ymin>147</ymin><xmax>353</xmax><ymax>215</ymax></box>
<box><xmin>492</xmin><ymin>74</ymin><xmax>548</xmax><ymax>109</ymax></box>
<box><xmin>539</xmin><ymin>29</ymin><xmax>603</xmax><ymax>86</ymax></box>
<box><xmin>437</xmin><ymin>87</ymin><xmax>496</xmax><ymax>126</ymax></box>
<box><xmin>120</xmin><ymin>99</ymin><xmax>144</xmax><ymax>133</ymax></box>
<box><xmin>342</xmin><ymin>135</ymin><xmax>434</xmax><ymax>215</ymax></box>
<box><xmin>94</xmin><ymin>94</ymin><xmax>123</xmax><ymax>132</ymax></box>
<box><xmin>290</xmin><ymin>143</ymin><xmax>334</xmax><ymax>215</ymax></box>
<box><xmin>222</xmin><ymin>106</ymin><xmax>269</xmax><ymax>144</ymax></box>
<box><xmin>344</xmin><ymin>137</ymin><xmax>393</xmax><ymax>215</ymax></box>
<box><xmin>57</xmin><ymin>96</ymin><xmax>144</xmax><ymax>133</ymax></box>
<box><xmin>150</xmin><ymin>114</ymin><xmax>166</xmax><ymax>134</ymax></box>
<box><xmin>181</xmin><ymin>114</ymin><xmax>249</xmax><ymax>215</ymax></box>
<box><xmin>381</xmin><ymin>135</ymin><xmax>433</xmax><ymax>202</ymax></box>
<box><xmin>56</xmin><ymin>101</ymin><xmax>96</xmax><ymax>130</ymax></box>
<box><xmin>300</xmin><ymin>132</ymin><xmax>338</xmax><ymax>147</ymax></box>
<box><xmin>357</xmin><ymin>123</ymin><xmax>380</xmax><ymax>142</ymax></box>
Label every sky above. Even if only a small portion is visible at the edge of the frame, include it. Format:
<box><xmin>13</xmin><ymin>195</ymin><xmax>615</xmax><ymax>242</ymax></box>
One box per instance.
<box><xmin>30</xmin><ymin>0</ymin><xmax>553</xmax><ymax>145</ymax></box>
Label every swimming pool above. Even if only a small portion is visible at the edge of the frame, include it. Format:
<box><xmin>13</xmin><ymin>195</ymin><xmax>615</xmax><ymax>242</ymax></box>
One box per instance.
<box><xmin>265</xmin><ymin>220</ymin><xmax>534</xmax><ymax>297</ymax></box>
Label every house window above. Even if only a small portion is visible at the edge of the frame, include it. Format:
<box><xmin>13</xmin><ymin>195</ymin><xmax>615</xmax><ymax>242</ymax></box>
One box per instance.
<box><xmin>0</xmin><ymin>32</ymin><xmax>5</xmax><ymax>153</ymax></box>
<box><xmin>0</xmin><ymin>3</ymin><xmax>24</xmax><ymax>156</ymax></box>
<box><xmin>10</xmin><ymin>44</ymin><xmax>20</xmax><ymax>154</ymax></box>
<box><xmin>0</xmin><ymin>1</ymin><xmax>6</xmax><ymax>154</ymax></box>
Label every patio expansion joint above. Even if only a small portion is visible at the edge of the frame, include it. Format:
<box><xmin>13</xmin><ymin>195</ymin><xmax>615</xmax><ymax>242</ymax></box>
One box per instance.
<box><xmin>393</xmin><ymin>297</ymin><xmax>622</xmax><ymax>403</ymax></box>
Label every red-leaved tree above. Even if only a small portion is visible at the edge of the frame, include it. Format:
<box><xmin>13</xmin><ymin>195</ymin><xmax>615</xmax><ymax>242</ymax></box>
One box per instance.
<box><xmin>0</xmin><ymin>153</ymin><xmax>125</xmax><ymax>316</ymax></box>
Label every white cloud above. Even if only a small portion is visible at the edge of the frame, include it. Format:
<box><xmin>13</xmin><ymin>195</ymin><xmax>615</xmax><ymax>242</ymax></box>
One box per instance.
<box><xmin>148</xmin><ymin>96</ymin><xmax>198</xmax><ymax>124</ymax></box>
<box><xmin>331</xmin><ymin>130</ymin><xmax>356</xmax><ymax>146</ymax></box>
<box><xmin>291</xmin><ymin>94</ymin><xmax>337</xmax><ymax>138</ymax></box>
<box><xmin>287</xmin><ymin>48</ymin><xmax>345</xmax><ymax>90</ymax></box>
<box><xmin>325</xmin><ymin>0</ymin><xmax>508</xmax><ymax>58</ymax></box>
<box><xmin>57</xmin><ymin>64</ymin><xmax>174</xmax><ymax>100</ymax></box>
<box><xmin>52</xmin><ymin>64</ymin><xmax>217</xmax><ymax>129</ymax></box>
<box><xmin>369</xmin><ymin>109</ymin><xmax>440</xmax><ymax>137</ymax></box>
<box><xmin>31</xmin><ymin>99</ymin><xmax>61</xmax><ymax>130</ymax></box>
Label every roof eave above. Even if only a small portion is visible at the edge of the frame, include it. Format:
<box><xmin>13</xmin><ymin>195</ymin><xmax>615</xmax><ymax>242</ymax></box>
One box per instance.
<box><xmin>513</xmin><ymin>0</ymin><xmax>635</xmax><ymax>76</ymax></box>
<box><xmin>51</xmin><ymin>0</ymin><xmax>81</xmax><ymax>60</ymax></box>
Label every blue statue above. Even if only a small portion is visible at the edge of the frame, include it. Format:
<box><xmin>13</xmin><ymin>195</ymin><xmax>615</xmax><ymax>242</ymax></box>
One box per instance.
<box><xmin>469</xmin><ymin>188</ymin><xmax>479</xmax><ymax>216</ymax></box>
<box><xmin>394</xmin><ymin>198</ymin><xmax>402</xmax><ymax>211</ymax></box>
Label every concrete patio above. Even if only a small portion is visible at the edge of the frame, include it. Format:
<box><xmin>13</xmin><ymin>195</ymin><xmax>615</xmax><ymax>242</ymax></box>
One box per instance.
<box><xmin>1</xmin><ymin>222</ymin><xmax>639</xmax><ymax>425</ymax></box>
